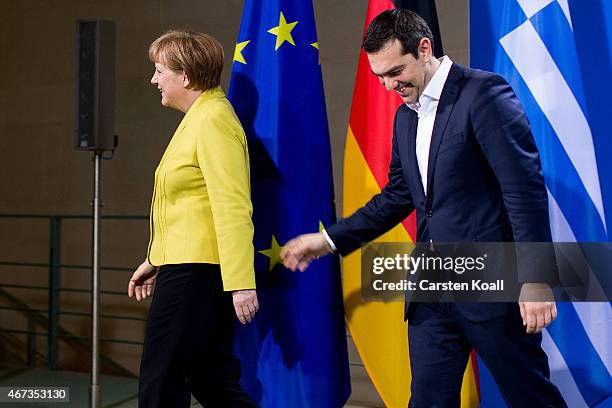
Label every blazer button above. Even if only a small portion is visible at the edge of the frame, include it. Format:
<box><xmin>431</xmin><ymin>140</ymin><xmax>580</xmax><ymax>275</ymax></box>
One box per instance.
<box><xmin>426</xmin><ymin>210</ymin><xmax>434</xmax><ymax>217</ymax></box>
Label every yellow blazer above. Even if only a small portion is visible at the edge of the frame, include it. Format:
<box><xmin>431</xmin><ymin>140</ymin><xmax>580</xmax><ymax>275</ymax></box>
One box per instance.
<box><xmin>147</xmin><ymin>87</ymin><xmax>255</xmax><ymax>291</ymax></box>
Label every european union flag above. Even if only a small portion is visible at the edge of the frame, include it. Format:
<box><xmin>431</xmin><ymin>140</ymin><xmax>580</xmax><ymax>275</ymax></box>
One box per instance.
<box><xmin>228</xmin><ymin>0</ymin><xmax>351</xmax><ymax>406</ymax></box>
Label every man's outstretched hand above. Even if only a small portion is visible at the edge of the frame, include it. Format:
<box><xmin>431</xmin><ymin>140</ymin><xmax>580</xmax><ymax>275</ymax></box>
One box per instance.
<box><xmin>281</xmin><ymin>232</ymin><xmax>332</xmax><ymax>272</ymax></box>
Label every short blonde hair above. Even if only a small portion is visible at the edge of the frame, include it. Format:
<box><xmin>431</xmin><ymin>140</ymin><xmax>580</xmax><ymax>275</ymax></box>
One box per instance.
<box><xmin>149</xmin><ymin>29</ymin><xmax>224</xmax><ymax>91</ymax></box>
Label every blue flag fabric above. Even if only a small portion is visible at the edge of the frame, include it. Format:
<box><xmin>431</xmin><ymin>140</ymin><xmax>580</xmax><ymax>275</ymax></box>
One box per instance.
<box><xmin>471</xmin><ymin>1</ymin><xmax>612</xmax><ymax>407</ymax></box>
<box><xmin>227</xmin><ymin>0</ymin><xmax>351</xmax><ymax>406</ymax></box>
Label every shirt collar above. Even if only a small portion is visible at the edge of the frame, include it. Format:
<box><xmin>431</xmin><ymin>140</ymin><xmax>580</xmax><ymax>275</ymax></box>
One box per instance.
<box><xmin>406</xmin><ymin>56</ymin><xmax>453</xmax><ymax>113</ymax></box>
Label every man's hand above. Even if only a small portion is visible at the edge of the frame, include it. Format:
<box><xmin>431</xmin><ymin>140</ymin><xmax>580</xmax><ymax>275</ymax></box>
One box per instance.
<box><xmin>519</xmin><ymin>282</ymin><xmax>557</xmax><ymax>333</ymax></box>
<box><xmin>128</xmin><ymin>261</ymin><xmax>159</xmax><ymax>301</ymax></box>
<box><xmin>233</xmin><ymin>289</ymin><xmax>259</xmax><ymax>324</ymax></box>
<box><xmin>280</xmin><ymin>232</ymin><xmax>332</xmax><ymax>272</ymax></box>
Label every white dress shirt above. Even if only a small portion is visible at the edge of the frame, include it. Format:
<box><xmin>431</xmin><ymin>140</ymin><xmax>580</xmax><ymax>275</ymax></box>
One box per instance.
<box><xmin>406</xmin><ymin>56</ymin><xmax>453</xmax><ymax>193</ymax></box>
<box><xmin>323</xmin><ymin>56</ymin><xmax>453</xmax><ymax>252</ymax></box>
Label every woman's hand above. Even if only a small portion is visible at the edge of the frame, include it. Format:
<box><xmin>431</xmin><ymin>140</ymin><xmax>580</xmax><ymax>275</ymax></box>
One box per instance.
<box><xmin>128</xmin><ymin>261</ymin><xmax>159</xmax><ymax>301</ymax></box>
<box><xmin>232</xmin><ymin>289</ymin><xmax>259</xmax><ymax>324</ymax></box>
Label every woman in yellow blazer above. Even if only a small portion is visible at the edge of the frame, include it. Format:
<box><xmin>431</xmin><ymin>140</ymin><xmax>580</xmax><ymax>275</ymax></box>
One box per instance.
<box><xmin>127</xmin><ymin>30</ymin><xmax>258</xmax><ymax>408</ymax></box>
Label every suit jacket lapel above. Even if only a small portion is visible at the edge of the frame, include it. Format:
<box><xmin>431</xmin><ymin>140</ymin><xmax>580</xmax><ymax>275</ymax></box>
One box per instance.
<box><xmin>425</xmin><ymin>64</ymin><xmax>463</xmax><ymax>198</ymax></box>
<box><xmin>407</xmin><ymin>112</ymin><xmax>425</xmax><ymax>200</ymax></box>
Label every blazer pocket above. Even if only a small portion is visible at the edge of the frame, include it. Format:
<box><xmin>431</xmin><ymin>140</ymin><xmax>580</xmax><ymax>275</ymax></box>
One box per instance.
<box><xmin>438</xmin><ymin>132</ymin><xmax>466</xmax><ymax>155</ymax></box>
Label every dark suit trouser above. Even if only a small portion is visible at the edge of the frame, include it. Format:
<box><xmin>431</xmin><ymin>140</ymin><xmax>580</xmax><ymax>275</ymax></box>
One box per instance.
<box><xmin>407</xmin><ymin>302</ymin><xmax>567</xmax><ymax>408</ymax></box>
<box><xmin>138</xmin><ymin>263</ymin><xmax>257</xmax><ymax>408</ymax></box>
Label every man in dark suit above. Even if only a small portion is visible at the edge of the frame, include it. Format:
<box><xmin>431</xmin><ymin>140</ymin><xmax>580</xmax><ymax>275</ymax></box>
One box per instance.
<box><xmin>281</xmin><ymin>9</ymin><xmax>567</xmax><ymax>408</ymax></box>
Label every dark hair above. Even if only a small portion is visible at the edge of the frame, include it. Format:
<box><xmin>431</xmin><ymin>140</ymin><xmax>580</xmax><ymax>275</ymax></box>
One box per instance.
<box><xmin>363</xmin><ymin>9</ymin><xmax>434</xmax><ymax>58</ymax></box>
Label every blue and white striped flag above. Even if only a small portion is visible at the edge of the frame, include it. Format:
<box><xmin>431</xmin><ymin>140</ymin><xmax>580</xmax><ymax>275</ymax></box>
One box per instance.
<box><xmin>471</xmin><ymin>1</ymin><xmax>612</xmax><ymax>406</ymax></box>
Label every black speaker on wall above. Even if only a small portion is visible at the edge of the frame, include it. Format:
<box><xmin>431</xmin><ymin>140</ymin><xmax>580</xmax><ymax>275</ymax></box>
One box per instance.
<box><xmin>75</xmin><ymin>20</ymin><xmax>116</xmax><ymax>151</ymax></box>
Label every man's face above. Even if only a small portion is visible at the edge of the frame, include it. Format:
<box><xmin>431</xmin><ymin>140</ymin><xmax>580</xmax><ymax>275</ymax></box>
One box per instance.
<box><xmin>367</xmin><ymin>39</ymin><xmax>426</xmax><ymax>104</ymax></box>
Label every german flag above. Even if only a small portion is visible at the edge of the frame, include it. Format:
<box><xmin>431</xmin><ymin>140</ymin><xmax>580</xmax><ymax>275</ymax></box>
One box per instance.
<box><xmin>342</xmin><ymin>1</ymin><xmax>479</xmax><ymax>406</ymax></box>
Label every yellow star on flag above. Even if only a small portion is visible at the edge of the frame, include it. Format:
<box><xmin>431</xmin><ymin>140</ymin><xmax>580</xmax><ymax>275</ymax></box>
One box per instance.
<box><xmin>259</xmin><ymin>235</ymin><xmax>283</xmax><ymax>272</ymax></box>
<box><xmin>233</xmin><ymin>40</ymin><xmax>250</xmax><ymax>64</ymax></box>
<box><xmin>311</xmin><ymin>42</ymin><xmax>321</xmax><ymax>65</ymax></box>
<box><xmin>267</xmin><ymin>12</ymin><xmax>298</xmax><ymax>50</ymax></box>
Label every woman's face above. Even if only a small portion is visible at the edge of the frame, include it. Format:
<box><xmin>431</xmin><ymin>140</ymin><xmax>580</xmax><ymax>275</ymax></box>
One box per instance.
<box><xmin>150</xmin><ymin>61</ymin><xmax>185</xmax><ymax>110</ymax></box>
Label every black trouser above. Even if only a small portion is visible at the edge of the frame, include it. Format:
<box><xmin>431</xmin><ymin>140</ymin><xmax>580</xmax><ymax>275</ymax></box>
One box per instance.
<box><xmin>138</xmin><ymin>263</ymin><xmax>258</xmax><ymax>408</ymax></box>
<box><xmin>407</xmin><ymin>302</ymin><xmax>567</xmax><ymax>408</ymax></box>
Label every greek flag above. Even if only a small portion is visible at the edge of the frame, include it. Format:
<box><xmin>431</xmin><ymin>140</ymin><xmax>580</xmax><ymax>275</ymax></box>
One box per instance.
<box><xmin>471</xmin><ymin>1</ymin><xmax>612</xmax><ymax>406</ymax></box>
